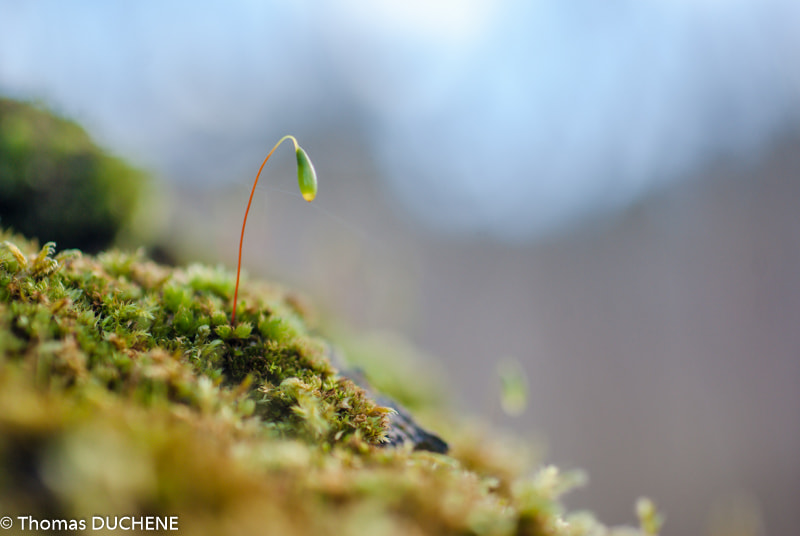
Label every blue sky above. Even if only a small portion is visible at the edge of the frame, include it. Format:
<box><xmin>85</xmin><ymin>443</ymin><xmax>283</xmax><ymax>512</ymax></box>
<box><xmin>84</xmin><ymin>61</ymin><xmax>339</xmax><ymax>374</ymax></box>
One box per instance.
<box><xmin>1</xmin><ymin>0</ymin><xmax>798</xmax><ymax>240</ymax></box>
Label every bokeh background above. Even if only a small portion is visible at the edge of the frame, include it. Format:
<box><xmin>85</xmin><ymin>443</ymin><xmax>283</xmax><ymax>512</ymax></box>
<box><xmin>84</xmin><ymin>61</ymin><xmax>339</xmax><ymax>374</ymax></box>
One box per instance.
<box><xmin>2</xmin><ymin>1</ymin><xmax>799</xmax><ymax>534</ymax></box>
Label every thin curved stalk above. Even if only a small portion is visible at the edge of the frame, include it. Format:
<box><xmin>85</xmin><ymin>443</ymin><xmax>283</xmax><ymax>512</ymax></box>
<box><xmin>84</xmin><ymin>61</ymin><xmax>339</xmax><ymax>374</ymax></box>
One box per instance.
<box><xmin>231</xmin><ymin>135</ymin><xmax>317</xmax><ymax>324</ymax></box>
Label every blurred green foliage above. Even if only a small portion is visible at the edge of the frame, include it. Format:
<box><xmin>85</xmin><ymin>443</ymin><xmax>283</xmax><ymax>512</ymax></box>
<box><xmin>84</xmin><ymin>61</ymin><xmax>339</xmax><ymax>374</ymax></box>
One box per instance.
<box><xmin>0</xmin><ymin>98</ymin><xmax>146</xmax><ymax>252</ymax></box>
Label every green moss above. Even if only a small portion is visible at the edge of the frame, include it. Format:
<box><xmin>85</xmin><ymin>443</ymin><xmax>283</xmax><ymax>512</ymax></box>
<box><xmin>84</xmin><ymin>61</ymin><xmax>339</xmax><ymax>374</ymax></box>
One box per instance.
<box><xmin>0</xmin><ymin>98</ymin><xmax>149</xmax><ymax>252</ymax></box>
<box><xmin>0</xmin><ymin>230</ymin><xmax>660</xmax><ymax>535</ymax></box>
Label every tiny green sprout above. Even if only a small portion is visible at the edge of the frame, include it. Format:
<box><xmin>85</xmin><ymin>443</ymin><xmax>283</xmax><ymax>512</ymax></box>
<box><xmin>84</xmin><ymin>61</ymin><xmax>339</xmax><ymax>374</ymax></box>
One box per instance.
<box><xmin>636</xmin><ymin>497</ymin><xmax>665</xmax><ymax>535</ymax></box>
<box><xmin>498</xmin><ymin>359</ymin><xmax>528</xmax><ymax>417</ymax></box>
<box><xmin>231</xmin><ymin>135</ymin><xmax>318</xmax><ymax>325</ymax></box>
<box><xmin>31</xmin><ymin>241</ymin><xmax>59</xmax><ymax>278</ymax></box>
<box><xmin>1</xmin><ymin>241</ymin><xmax>27</xmax><ymax>269</ymax></box>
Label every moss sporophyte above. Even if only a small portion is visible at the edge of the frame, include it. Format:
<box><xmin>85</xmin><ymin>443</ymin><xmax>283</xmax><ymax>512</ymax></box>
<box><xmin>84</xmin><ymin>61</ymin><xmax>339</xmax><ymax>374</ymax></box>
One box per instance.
<box><xmin>231</xmin><ymin>135</ymin><xmax>318</xmax><ymax>325</ymax></box>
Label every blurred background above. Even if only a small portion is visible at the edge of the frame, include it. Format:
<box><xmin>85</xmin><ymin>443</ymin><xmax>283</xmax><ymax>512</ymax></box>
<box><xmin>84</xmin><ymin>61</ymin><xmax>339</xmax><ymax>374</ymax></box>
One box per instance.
<box><xmin>2</xmin><ymin>1</ymin><xmax>799</xmax><ymax>534</ymax></box>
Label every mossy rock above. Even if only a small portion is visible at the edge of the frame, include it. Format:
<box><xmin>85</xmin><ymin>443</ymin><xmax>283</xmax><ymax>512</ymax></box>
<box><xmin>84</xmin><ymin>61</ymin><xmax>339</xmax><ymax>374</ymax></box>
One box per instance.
<box><xmin>0</xmin><ymin>98</ymin><xmax>147</xmax><ymax>253</ymax></box>
<box><xmin>0</xmin><ymin>230</ymin><xmax>661</xmax><ymax>535</ymax></box>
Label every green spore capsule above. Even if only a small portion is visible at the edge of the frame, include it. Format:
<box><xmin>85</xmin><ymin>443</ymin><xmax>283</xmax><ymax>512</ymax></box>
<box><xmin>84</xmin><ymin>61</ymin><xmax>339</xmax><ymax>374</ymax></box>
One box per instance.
<box><xmin>295</xmin><ymin>146</ymin><xmax>318</xmax><ymax>202</ymax></box>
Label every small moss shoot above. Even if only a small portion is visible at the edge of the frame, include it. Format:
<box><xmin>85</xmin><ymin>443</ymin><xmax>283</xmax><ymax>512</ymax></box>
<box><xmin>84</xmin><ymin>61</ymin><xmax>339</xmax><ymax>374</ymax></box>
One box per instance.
<box><xmin>232</xmin><ymin>136</ymin><xmax>318</xmax><ymax>325</ymax></box>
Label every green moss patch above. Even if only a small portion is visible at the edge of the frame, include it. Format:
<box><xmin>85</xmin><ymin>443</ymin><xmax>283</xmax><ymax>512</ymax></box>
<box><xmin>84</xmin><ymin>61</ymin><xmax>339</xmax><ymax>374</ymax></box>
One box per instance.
<box><xmin>0</xmin><ymin>99</ymin><xmax>148</xmax><ymax>252</ymax></box>
<box><xmin>0</xmin><ymin>230</ymin><xmax>661</xmax><ymax>535</ymax></box>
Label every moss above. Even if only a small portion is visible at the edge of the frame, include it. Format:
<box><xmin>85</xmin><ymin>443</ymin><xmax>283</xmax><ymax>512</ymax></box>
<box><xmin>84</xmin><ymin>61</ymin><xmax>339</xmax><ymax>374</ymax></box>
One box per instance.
<box><xmin>0</xmin><ymin>230</ymin><xmax>660</xmax><ymax>535</ymax></box>
<box><xmin>0</xmin><ymin>98</ymin><xmax>149</xmax><ymax>252</ymax></box>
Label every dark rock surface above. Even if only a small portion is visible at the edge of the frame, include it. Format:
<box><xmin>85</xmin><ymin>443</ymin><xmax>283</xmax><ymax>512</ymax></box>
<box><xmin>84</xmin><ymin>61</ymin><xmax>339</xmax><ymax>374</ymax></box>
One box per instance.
<box><xmin>327</xmin><ymin>349</ymin><xmax>448</xmax><ymax>454</ymax></box>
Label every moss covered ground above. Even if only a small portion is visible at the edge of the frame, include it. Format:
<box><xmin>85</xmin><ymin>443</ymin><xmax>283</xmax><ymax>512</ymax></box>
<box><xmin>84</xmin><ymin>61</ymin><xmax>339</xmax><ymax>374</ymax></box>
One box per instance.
<box><xmin>0</xmin><ymin>230</ymin><xmax>661</xmax><ymax>535</ymax></box>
